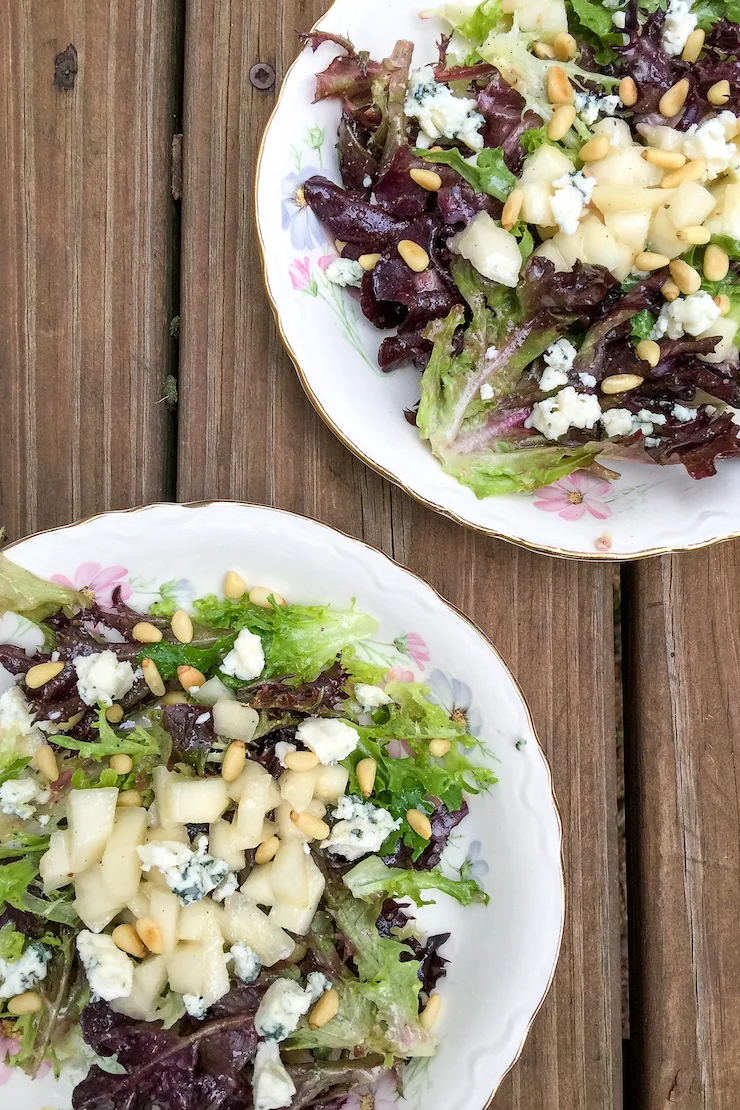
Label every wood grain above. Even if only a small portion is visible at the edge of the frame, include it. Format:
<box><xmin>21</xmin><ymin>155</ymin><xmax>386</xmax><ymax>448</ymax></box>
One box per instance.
<box><xmin>623</xmin><ymin>548</ymin><xmax>740</xmax><ymax>1110</ymax></box>
<box><xmin>0</xmin><ymin>0</ymin><xmax>180</xmax><ymax>541</ymax></box>
<box><xmin>178</xmin><ymin>2</ymin><xmax>623</xmax><ymax>1106</ymax></box>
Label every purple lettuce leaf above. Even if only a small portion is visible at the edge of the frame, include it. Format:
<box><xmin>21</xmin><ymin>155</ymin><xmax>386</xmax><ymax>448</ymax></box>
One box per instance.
<box><xmin>303</xmin><ymin>177</ymin><xmax>407</xmax><ymax>249</ymax></box>
<box><xmin>436</xmin><ymin>180</ymin><xmax>501</xmax><ymax>227</ymax></box>
<box><xmin>286</xmin><ymin>1059</ymin><xmax>386</xmax><ymax>1110</ymax></box>
<box><xmin>646</xmin><ymin>410</ymin><xmax>740</xmax><ymax>478</ymax></box>
<box><xmin>375</xmin><ymin>900</ymin><xmax>449</xmax><ymax>997</ymax></box>
<box><xmin>162</xmin><ymin>702</ymin><xmax>216</xmax><ymax>772</ymax></box>
<box><xmin>0</xmin><ymin>644</ymin><xmax>39</xmax><ymax>675</ymax></box>
<box><xmin>337</xmin><ymin>113</ymin><xmax>378</xmax><ymax>192</ymax></box>
<box><xmin>378</xmin><ymin>319</ymin><xmax>434</xmax><ymax>372</ymax></box>
<box><xmin>373</xmin><ymin>146</ymin><xmax>436</xmax><ymax>219</ymax></box>
<box><xmin>476</xmin><ymin>73</ymin><xmax>543</xmax><ymax>175</ymax></box>
<box><xmin>433</xmin><ymin>33</ymin><xmax>496</xmax><ymax>83</ymax></box>
<box><xmin>383</xmin><ymin>801</ymin><xmax>469</xmax><ymax>871</ymax></box>
<box><xmin>299</xmin><ymin>31</ymin><xmax>357</xmax><ymax>57</ymax></box>
<box><xmin>248</xmin><ymin>662</ymin><xmax>348</xmax><ymax>714</ymax></box>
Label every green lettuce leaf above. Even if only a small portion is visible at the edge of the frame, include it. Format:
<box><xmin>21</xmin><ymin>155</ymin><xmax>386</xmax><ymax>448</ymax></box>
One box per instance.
<box><xmin>455</xmin><ymin>0</ymin><xmax>506</xmax><ymax>40</ymax></box>
<box><xmin>341</xmin><ymin>648</ymin><xmax>387</xmax><ymax>688</ymax></box>
<box><xmin>288</xmin><ymin>982</ymin><xmax>375</xmax><ymax>1050</ymax></box>
<box><xmin>410</xmin><ymin>146</ymin><xmax>516</xmax><ymax>202</ymax></box>
<box><xmin>439</xmin><ymin>440</ymin><xmax>602</xmax><ymax>496</ymax></box>
<box><xmin>0</xmin><ymin>553</ymin><xmax>90</xmax><ymax>622</ymax></box>
<box><xmin>693</xmin><ymin>0</ymin><xmax>740</xmax><ymax>30</ymax></box>
<box><xmin>631</xmin><ymin>310</ymin><xmax>657</xmax><ymax>343</ymax></box>
<box><xmin>0</xmin><ymin>857</ymin><xmax>40</xmax><ymax>911</ymax></box>
<box><xmin>0</xmin><ymin>923</ymin><xmax>26</xmax><ymax>961</ymax></box>
<box><xmin>51</xmin><ymin>709</ymin><xmax>164</xmax><ymax>762</ymax></box>
<box><xmin>344</xmin><ymin>855</ymin><xmax>489</xmax><ymax>907</ymax></box>
<box><xmin>137</xmin><ymin>636</ymin><xmax>236</xmax><ymax>681</ymax></box>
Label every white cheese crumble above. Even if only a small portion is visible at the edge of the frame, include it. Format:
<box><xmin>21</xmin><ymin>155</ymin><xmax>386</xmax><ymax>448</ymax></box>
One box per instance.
<box><xmin>255</xmin><ymin>974</ymin><xmax>331</xmax><ymax>1042</ymax></box>
<box><xmin>573</xmin><ymin>92</ymin><xmax>619</xmax><ymax>126</ymax></box>
<box><xmin>211</xmin><ymin>872</ymin><xmax>239</xmax><ymax>903</ymax></box>
<box><xmin>324</xmin><ymin>259</ymin><xmax>364</xmax><ymax>289</ymax></box>
<box><xmin>274</xmin><ymin>741</ymin><xmax>297</xmax><ymax>768</ymax></box>
<box><xmin>600</xmin><ymin>408</ymin><xmax>635</xmax><ymax>438</ymax></box>
<box><xmin>321</xmin><ymin>795</ymin><xmax>401</xmax><ymax>861</ymax></box>
<box><xmin>662</xmin><ymin>0</ymin><xmax>697</xmax><ymax>57</ymax></box>
<box><xmin>0</xmin><ymin>685</ymin><xmax>43</xmax><ymax>745</ymax></box>
<box><xmin>681</xmin><ymin>112</ymin><xmax>740</xmax><ymax>182</ymax></box>
<box><xmin>0</xmin><ymin>943</ymin><xmax>51</xmax><ymax>998</ymax></box>
<box><xmin>673</xmin><ymin>403</ymin><xmax>696</xmax><ymax>422</ymax></box>
<box><xmin>295</xmin><ymin>717</ymin><xmax>358</xmax><ymax>765</ymax></box>
<box><xmin>480</xmin><ymin>382</ymin><xmax>495</xmax><ymax>401</ymax></box>
<box><xmin>526</xmin><ymin>386</ymin><xmax>602</xmax><ymax>440</ymax></box>
<box><xmin>183</xmin><ymin>994</ymin><xmax>208</xmax><ymax>1019</ymax></box>
<box><xmin>579</xmin><ymin>372</ymin><xmax>597</xmax><ymax>388</ymax></box>
<box><xmin>651</xmin><ymin>292</ymin><xmax>722</xmax><ymax>340</ymax></box>
<box><xmin>220</xmin><ymin>628</ymin><xmax>265</xmax><ymax>682</ymax></box>
<box><xmin>550</xmin><ymin>171</ymin><xmax>595</xmax><ymax>236</ymax></box>
<box><xmin>252</xmin><ymin>1042</ymin><xmax>296</xmax><ymax>1110</ymax></box>
<box><xmin>230</xmin><ymin>943</ymin><xmax>262</xmax><ymax>984</ymax></box>
<box><xmin>353</xmin><ymin>684</ymin><xmax>391</xmax><ymax>710</ymax></box>
<box><xmin>137</xmin><ymin>837</ymin><xmax>230</xmax><ymax>906</ymax></box>
<box><xmin>76</xmin><ymin>932</ymin><xmax>133</xmax><ymax>1002</ymax></box>
<box><xmin>74</xmin><ymin>651</ymin><xmax>136</xmax><ymax>708</ymax></box>
<box><xmin>539</xmin><ymin>338</ymin><xmax>578</xmax><ymax>393</ymax></box>
<box><xmin>0</xmin><ymin>776</ymin><xmax>50</xmax><ymax>820</ymax></box>
<box><xmin>405</xmin><ymin>65</ymin><xmax>484</xmax><ymax>151</ymax></box>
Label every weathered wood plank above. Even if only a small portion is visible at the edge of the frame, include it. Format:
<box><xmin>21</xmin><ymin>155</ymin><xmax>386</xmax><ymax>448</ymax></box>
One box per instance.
<box><xmin>178</xmin><ymin>3</ymin><xmax>622</xmax><ymax>1106</ymax></box>
<box><xmin>623</xmin><ymin>548</ymin><xmax>740</xmax><ymax>1110</ymax></box>
<box><xmin>0</xmin><ymin>0</ymin><xmax>180</xmax><ymax>540</ymax></box>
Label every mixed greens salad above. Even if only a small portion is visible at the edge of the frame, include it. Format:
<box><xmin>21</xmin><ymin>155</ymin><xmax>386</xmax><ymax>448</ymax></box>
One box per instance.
<box><xmin>0</xmin><ymin>553</ymin><xmax>493</xmax><ymax>1110</ymax></box>
<box><xmin>301</xmin><ymin>1</ymin><xmax>740</xmax><ymax>495</ymax></box>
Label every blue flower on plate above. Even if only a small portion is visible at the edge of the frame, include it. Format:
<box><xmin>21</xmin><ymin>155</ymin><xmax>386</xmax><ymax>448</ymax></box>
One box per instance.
<box><xmin>281</xmin><ymin>169</ymin><xmax>324</xmax><ymax>250</ymax></box>
<box><xmin>461</xmin><ymin>839</ymin><xmax>489</xmax><ymax>880</ymax></box>
<box><xmin>426</xmin><ymin>669</ymin><xmax>482</xmax><ymax>737</ymax></box>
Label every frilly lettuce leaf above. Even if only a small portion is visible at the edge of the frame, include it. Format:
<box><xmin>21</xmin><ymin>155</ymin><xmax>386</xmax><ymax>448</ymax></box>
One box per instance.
<box><xmin>439</xmin><ymin>441</ymin><xmax>602</xmax><ymax>496</ymax></box>
<box><xmin>288</xmin><ymin>982</ymin><xmax>375</xmax><ymax>1051</ymax></box>
<box><xmin>344</xmin><ymin>855</ymin><xmax>489</xmax><ymax>907</ymax></box>
<box><xmin>50</xmin><ymin>709</ymin><xmax>165</xmax><ymax>762</ymax></box>
<box><xmin>0</xmin><ymin>553</ymin><xmax>90</xmax><ymax>622</ymax></box>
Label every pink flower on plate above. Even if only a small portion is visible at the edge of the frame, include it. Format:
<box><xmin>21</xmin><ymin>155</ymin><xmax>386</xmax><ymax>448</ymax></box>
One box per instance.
<box><xmin>393</xmin><ymin>632</ymin><xmax>430</xmax><ymax>670</ymax></box>
<box><xmin>289</xmin><ymin>257</ymin><xmax>318</xmax><ymax>295</ymax></box>
<box><xmin>317</xmin><ymin>252</ymin><xmax>337</xmax><ymax>271</ymax></box>
<box><xmin>0</xmin><ymin>1036</ymin><xmax>18</xmax><ymax>1086</ymax></box>
<box><xmin>51</xmin><ymin>562</ymin><xmax>132</xmax><ymax>606</ymax></box>
<box><xmin>533</xmin><ymin>473</ymin><xmax>612</xmax><ymax>521</ymax></box>
<box><xmin>386</xmin><ymin>665</ymin><xmax>415</xmax><ymax>684</ymax></box>
<box><xmin>342</xmin><ymin>1069</ymin><xmax>399</xmax><ymax>1110</ymax></box>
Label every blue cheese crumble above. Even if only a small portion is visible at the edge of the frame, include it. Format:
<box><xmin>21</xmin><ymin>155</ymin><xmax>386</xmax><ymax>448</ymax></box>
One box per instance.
<box><xmin>325</xmin><ymin>259</ymin><xmax>364</xmax><ymax>288</ymax></box>
<box><xmin>220</xmin><ymin>628</ymin><xmax>265</xmax><ymax>683</ymax></box>
<box><xmin>137</xmin><ymin>837</ymin><xmax>230</xmax><ymax>906</ymax></box>
<box><xmin>526</xmin><ymin>386</ymin><xmax>602</xmax><ymax>440</ymax></box>
<box><xmin>252</xmin><ymin>1042</ymin><xmax>296</xmax><ymax>1110</ymax></box>
<box><xmin>183</xmin><ymin>994</ymin><xmax>208</xmax><ymax>1019</ymax></box>
<box><xmin>255</xmin><ymin>974</ymin><xmax>331</xmax><ymax>1042</ymax></box>
<box><xmin>0</xmin><ymin>776</ymin><xmax>50</xmax><ymax>820</ymax></box>
<box><xmin>295</xmin><ymin>717</ymin><xmax>358</xmax><ymax>765</ymax></box>
<box><xmin>662</xmin><ymin>0</ymin><xmax>697</xmax><ymax>57</ymax></box>
<box><xmin>539</xmin><ymin>338</ymin><xmax>577</xmax><ymax>393</ymax></box>
<box><xmin>0</xmin><ymin>942</ymin><xmax>51</xmax><ymax>998</ymax></box>
<box><xmin>651</xmin><ymin>292</ymin><xmax>721</xmax><ymax>341</ymax></box>
<box><xmin>405</xmin><ymin>65</ymin><xmax>484</xmax><ymax>151</ymax></box>
<box><xmin>321</xmin><ymin>795</ymin><xmax>401</xmax><ymax>861</ymax></box>
<box><xmin>353</xmin><ymin>684</ymin><xmax>392</xmax><ymax>711</ymax></box>
<box><xmin>550</xmin><ymin>172</ymin><xmax>595</xmax><ymax>236</ymax></box>
<box><xmin>76</xmin><ymin>932</ymin><xmax>133</xmax><ymax>1002</ymax></box>
<box><xmin>573</xmin><ymin>92</ymin><xmax>619</xmax><ymax>126</ymax></box>
<box><xmin>74</xmin><ymin>650</ymin><xmax>136</xmax><ymax>707</ymax></box>
<box><xmin>230</xmin><ymin>943</ymin><xmax>262</xmax><ymax>984</ymax></box>
<box><xmin>0</xmin><ymin>685</ymin><xmax>44</xmax><ymax>746</ymax></box>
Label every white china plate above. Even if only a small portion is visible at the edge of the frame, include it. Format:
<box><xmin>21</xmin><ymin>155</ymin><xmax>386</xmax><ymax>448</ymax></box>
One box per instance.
<box><xmin>2</xmin><ymin>502</ymin><xmax>562</xmax><ymax>1110</ymax></box>
<box><xmin>256</xmin><ymin>0</ymin><xmax>740</xmax><ymax>560</ymax></box>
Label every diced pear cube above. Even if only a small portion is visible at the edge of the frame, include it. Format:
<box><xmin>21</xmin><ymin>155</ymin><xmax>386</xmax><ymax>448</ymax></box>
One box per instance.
<box><xmin>146</xmin><ymin>824</ymin><xmax>190</xmax><ymax>845</ymax></box>
<box><xmin>533</xmin><ymin>240</ymin><xmax>570</xmax><ymax>273</ymax></box>
<box><xmin>520</xmin><ymin>144</ymin><xmax>573</xmax><ymax>186</ymax></box>
<box><xmin>509</xmin><ymin>0</ymin><xmax>567</xmax><ymax>33</ymax></box>
<box><xmin>222</xmin><ymin>892</ymin><xmax>295</xmax><ymax>965</ymax></box>
<box><xmin>705</xmin><ymin>183</ymin><xmax>740</xmax><ymax>239</ymax></box>
<box><xmin>697</xmin><ymin>316</ymin><xmax>739</xmax><ymax>364</ymax></box>
<box><xmin>111</xmin><ymin>955</ymin><xmax>168</xmax><ymax>1022</ymax></box>
<box><xmin>279</xmin><ymin>768</ymin><xmax>317</xmax><ymax>813</ymax></box>
<box><xmin>202</xmin><ymin>920</ymin><xmax>230</xmax><ymax>1007</ymax></box>
<box><xmin>100</xmin><ymin>807</ymin><xmax>147</xmax><ymax>905</ymax></box>
<box><xmin>209</xmin><ymin>819</ymin><xmax>247</xmax><ymax>871</ymax></box>
<box><xmin>275</xmin><ymin>800</ymin><xmax>308</xmax><ymax>843</ymax></box>
<box><xmin>127</xmin><ymin>885</ymin><xmax>151</xmax><ymax>920</ymax></box>
<box><xmin>235</xmin><ymin>774</ymin><xmax>274</xmax><ymax>846</ymax></box>
<box><xmin>74</xmin><ymin>866</ymin><xmax>125</xmax><ymax>933</ymax></box>
<box><xmin>66</xmin><ymin>788</ymin><xmax>119</xmax><ymax>872</ymax></box>
<box><xmin>166</xmin><ymin>942</ymin><xmax>206</xmax><ymax>997</ymax></box>
<box><xmin>40</xmin><ymin>831</ymin><xmax>76</xmax><ymax>893</ymax></box>
<box><xmin>269</xmin><ymin>840</ymin><xmax>308</xmax><ymax>908</ymax></box>
<box><xmin>149</xmin><ymin>887</ymin><xmax>180</xmax><ymax>953</ymax></box>
<box><xmin>648</xmin><ymin>206</ymin><xmax>685</xmax><ymax>259</ymax></box>
<box><xmin>178</xmin><ymin>899</ymin><xmax>225</xmax><ymax>942</ymax></box>
<box><xmin>167</xmin><ymin>775</ymin><xmax>230</xmax><ymax>824</ymax></box>
<box><xmin>604</xmin><ymin>209</ymin><xmax>651</xmax><ymax>255</ymax></box>
<box><xmin>664</xmin><ymin>182</ymin><xmax>716</xmax><ymax>230</ymax></box>
<box><xmin>240</xmin><ymin>863</ymin><xmax>276</xmax><ymax>908</ymax></box>
<box><xmin>212</xmin><ymin>699</ymin><xmax>259</xmax><ymax>743</ymax></box>
<box><xmin>313</xmin><ymin>765</ymin><xmax>349</xmax><ymax>803</ymax></box>
<box><xmin>591</xmin><ymin>186</ymin><xmax>674</xmax><ymax>215</ymax></box>
<box><xmin>269</xmin><ymin>853</ymin><xmax>325</xmax><ymax>936</ymax></box>
<box><xmin>584</xmin><ymin>145</ymin><xmax>663</xmax><ymax>189</ymax></box>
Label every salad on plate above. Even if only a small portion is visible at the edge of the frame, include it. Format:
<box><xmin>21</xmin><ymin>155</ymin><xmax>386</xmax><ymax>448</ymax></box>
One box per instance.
<box><xmin>0</xmin><ymin>553</ymin><xmax>494</xmax><ymax>1110</ymax></box>
<box><xmin>299</xmin><ymin>0</ymin><xmax>740</xmax><ymax>496</ymax></box>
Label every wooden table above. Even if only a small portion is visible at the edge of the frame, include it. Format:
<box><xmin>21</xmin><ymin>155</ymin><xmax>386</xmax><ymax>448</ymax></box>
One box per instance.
<box><xmin>1</xmin><ymin>4</ymin><xmax>739</xmax><ymax>1108</ymax></box>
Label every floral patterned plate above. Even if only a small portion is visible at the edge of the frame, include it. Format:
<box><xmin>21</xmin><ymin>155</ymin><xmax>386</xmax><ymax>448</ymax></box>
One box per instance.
<box><xmin>2</xmin><ymin>502</ymin><xmax>562</xmax><ymax>1110</ymax></box>
<box><xmin>257</xmin><ymin>0</ymin><xmax>740</xmax><ymax>560</ymax></box>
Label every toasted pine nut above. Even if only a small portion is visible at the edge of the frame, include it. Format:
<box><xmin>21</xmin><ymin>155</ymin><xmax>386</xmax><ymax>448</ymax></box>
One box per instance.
<box><xmin>255</xmin><ymin>835</ymin><xmax>280</xmax><ymax>865</ymax></box>
<box><xmin>715</xmin><ymin>294</ymin><xmax>732</xmax><ymax>315</ymax></box>
<box><xmin>118</xmin><ymin>790</ymin><xmax>144</xmax><ymax>808</ymax></box>
<box><xmin>619</xmin><ymin>77</ymin><xmax>638</xmax><ymax>107</ymax></box>
<box><xmin>136</xmin><ymin>916</ymin><xmax>164</xmax><ymax>954</ymax></box>
<box><xmin>335</xmin><ymin>239</ymin><xmax>347</xmax><ymax>253</ymax></box>
<box><xmin>132</xmin><ymin>622</ymin><xmax>163</xmax><ymax>644</ymax></box>
<box><xmin>142</xmin><ymin>657</ymin><xmax>166</xmax><ymax>696</ymax></box>
<box><xmin>34</xmin><ymin>743</ymin><xmax>59</xmax><ymax>783</ymax></box>
<box><xmin>579</xmin><ymin>135</ymin><xmax>610</xmax><ymax>162</ymax></box>
<box><xmin>662</xmin><ymin>278</ymin><xmax>680</xmax><ymax>302</ymax></box>
<box><xmin>406</xmin><ymin>808</ymin><xmax>432</xmax><ymax>840</ymax></box>
<box><xmin>249</xmin><ymin>586</ymin><xmax>287</xmax><ymax>608</ymax></box>
<box><xmin>290</xmin><ymin>811</ymin><xmax>330</xmax><ymax>840</ymax></box>
<box><xmin>221</xmin><ymin>741</ymin><xmax>247</xmax><ymax>783</ymax></box>
<box><xmin>601</xmin><ymin>374</ymin><xmax>644</xmax><ymax>395</ymax></box>
<box><xmin>547</xmin><ymin>105</ymin><xmax>576</xmax><ymax>143</ymax></box>
<box><xmin>661</xmin><ymin>160</ymin><xmax>706</xmax><ymax>189</ymax></box>
<box><xmin>704</xmin><ymin>244</ymin><xmax>730</xmax><ymax>282</ymax></box>
<box><xmin>358</xmin><ymin>253</ymin><xmax>381</xmax><ymax>271</ymax></box>
<box><xmin>283</xmin><ymin>750</ymin><xmax>319</xmax><ymax>771</ymax></box>
<box><xmin>171</xmin><ymin>610</ymin><xmax>194</xmax><ymax>644</ymax></box>
<box><xmin>669</xmin><ymin>258</ymin><xmax>702</xmax><ymax>294</ymax></box>
<box><xmin>547</xmin><ymin>65</ymin><xmax>573</xmax><ymax>105</ymax></box>
<box><xmin>309</xmin><ymin>988</ymin><xmax>340</xmax><ymax>1029</ymax></box>
<box><xmin>398</xmin><ymin>240</ymin><xmax>430</xmax><ymax>273</ymax></box>
<box><xmin>707</xmin><ymin>79</ymin><xmax>730</xmax><ymax>106</ymax></box>
<box><xmin>224</xmin><ymin>570</ymin><xmax>247</xmax><ymax>599</ymax></box>
<box><xmin>429</xmin><ymin>738</ymin><xmax>452</xmax><ymax>757</ymax></box>
<box><xmin>676</xmin><ymin>225</ymin><xmax>711</xmax><ymax>245</ymax></box>
<box><xmin>553</xmin><ymin>31</ymin><xmax>577</xmax><ymax>61</ymax></box>
<box><xmin>59</xmin><ymin>711</ymin><xmax>84</xmax><ymax>731</ymax></box>
<box><xmin>410</xmin><ymin>167</ymin><xmax>442</xmax><ymax>192</ymax></box>
<box><xmin>642</xmin><ymin>148</ymin><xmax>686</xmax><ymax>170</ymax></box>
<box><xmin>160</xmin><ymin>691</ymin><xmax>189</xmax><ymax>706</ymax></box>
<box><xmin>635</xmin><ymin>251</ymin><xmax>670</xmax><ymax>272</ymax></box>
<box><xmin>112</xmin><ymin>923</ymin><xmax>146</xmax><ymax>958</ymax></box>
<box><xmin>420</xmin><ymin>992</ymin><xmax>442</xmax><ymax>1031</ymax></box>
<box><xmin>7</xmin><ymin>991</ymin><xmax>42</xmax><ymax>1016</ymax></box>
<box><xmin>110</xmin><ymin>753</ymin><xmax>133</xmax><ymax>775</ymax></box>
<box><xmin>177</xmin><ymin>665</ymin><xmax>206</xmax><ymax>690</ymax></box>
<box><xmin>659</xmin><ymin>78</ymin><xmax>689</xmax><ymax>118</ymax></box>
<box><xmin>501</xmin><ymin>187</ymin><xmax>524</xmax><ymax>230</ymax></box>
<box><xmin>681</xmin><ymin>28</ymin><xmax>705</xmax><ymax>63</ymax></box>
<box><xmin>356</xmin><ymin>757</ymin><xmax>378</xmax><ymax>798</ymax></box>
<box><xmin>106</xmin><ymin>704</ymin><xmax>124</xmax><ymax>723</ymax></box>
<box><xmin>533</xmin><ymin>41</ymin><xmax>555</xmax><ymax>59</ymax></box>
<box><xmin>636</xmin><ymin>340</ymin><xmax>661</xmax><ymax>368</ymax></box>
<box><xmin>25</xmin><ymin>661</ymin><xmax>64</xmax><ymax>689</ymax></box>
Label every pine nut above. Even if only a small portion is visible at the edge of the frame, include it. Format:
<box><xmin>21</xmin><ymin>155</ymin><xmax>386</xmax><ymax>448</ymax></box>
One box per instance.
<box><xmin>662</xmin><ymin>279</ymin><xmax>680</xmax><ymax>302</ymax></box>
<box><xmin>221</xmin><ymin>741</ymin><xmax>247</xmax><ymax>783</ymax></box>
<box><xmin>553</xmin><ymin>32</ymin><xmax>577</xmax><ymax>61</ymax></box>
<box><xmin>601</xmin><ymin>374</ymin><xmax>644</xmax><ymax>394</ymax></box>
<box><xmin>547</xmin><ymin>105</ymin><xmax>576</xmax><ymax>142</ymax></box>
<box><xmin>533</xmin><ymin>41</ymin><xmax>555</xmax><ymax>59</ymax></box>
<box><xmin>420</xmin><ymin>992</ymin><xmax>442</xmax><ymax>1031</ymax></box>
<box><xmin>59</xmin><ymin>711</ymin><xmax>84</xmax><ymax>731</ymax></box>
<box><xmin>358</xmin><ymin>253</ymin><xmax>381</xmax><ymax>271</ymax></box>
<box><xmin>136</xmin><ymin>917</ymin><xmax>164</xmax><ymax>954</ymax></box>
<box><xmin>171</xmin><ymin>610</ymin><xmax>194</xmax><ymax>644</ymax></box>
<box><xmin>501</xmin><ymin>187</ymin><xmax>524</xmax><ymax>230</ymax></box>
<box><xmin>681</xmin><ymin>28</ymin><xmax>705</xmax><ymax>63</ymax></box>
<box><xmin>579</xmin><ymin>135</ymin><xmax>610</xmax><ymax>162</ymax></box>
<box><xmin>224</xmin><ymin>570</ymin><xmax>247</xmax><ymax>600</ymax></box>
<box><xmin>410</xmin><ymin>167</ymin><xmax>442</xmax><ymax>192</ymax></box>
<box><xmin>308</xmin><ymin>988</ymin><xmax>340</xmax><ymax>1029</ymax></box>
<box><xmin>619</xmin><ymin>77</ymin><xmax>638</xmax><ymax>107</ymax></box>
<box><xmin>661</xmin><ymin>160</ymin><xmax>706</xmax><ymax>189</ymax></box>
<box><xmin>255</xmin><ymin>835</ymin><xmax>280</xmax><ymax>865</ymax></box>
<box><xmin>142</xmin><ymin>658</ymin><xmax>165</xmax><ymax>697</ymax></box>
<box><xmin>642</xmin><ymin>148</ymin><xmax>686</xmax><ymax>170</ymax></box>
<box><xmin>284</xmin><ymin>942</ymin><xmax>308</xmax><ymax>965</ymax></box>
<box><xmin>659</xmin><ymin>78</ymin><xmax>689</xmax><ymax>118</ymax></box>
<box><xmin>547</xmin><ymin>66</ymin><xmax>573</xmax><ymax>105</ymax></box>
<box><xmin>110</xmin><ymin>753</ymin><xmax>133</xmax><ymax>775</ymax></box>
<box><xmin>398</xmin><ymin>240</ymin><xmax>430</xmax><ymax>273</ymax></box>
<box><xmin>283</xmin><ymin>750</ymin><xmax>319</xmax><ymax>771</ymax></box>
<box><xmin>636</xmin><ymin>340</ymin><xmax>661</xmax><ymax>368</ymax></box>
<box><xmin>715</xmin><ymin>294</ymin><xmax>731</xmax><ymax>315</ymax></box>
<box><xmin>25</xmin><ymin>661</ymin><xmax>64</xmax><ymax>689</ymax></box>
<box><xmin>34</xmin><ymin>743</ymin><xmax>60</xmax><ymax>783</ymax></box>
<box><xmin>249</xmin><ymin>586</ymin><xmax>287</xmax><ymax>609</ymax></box>
<box><xmin>132</xmin><ymin>622</ymin><xmax>163</xmax><ymax>644</ymax></box>
<box><xmin>635</xmin><ymin>251</ymin><xmax>670</xmax><ymax>272</ymax></box>
<box><xmin>112</xmin><ymin>923</ymin><xmax>146</xmax><ymax>959</ymax></box>
<box><xmin>707</xmin><ymin>80</ymin><xmax>730</xmax><ymax>106</ymax></box>
<box><xmin>704</xmin><ymin>244</ymin><xmax>730</xmax><ymax>282</ymax></box>
<box><xmin>406</xmin><ymin>808</ymin><xmax>432</xmax><ymax>840</ymax></box>
<box><xmin>669</xmin><ymin>258</ymin><xmax>702</xmax><ymax>294</ymax></box>
<box><xmin>177</xmin><ymin>665</ymin><xmax>206</xmax><ymax>690</ymax></box>
<box><xmin>7</xmin><ymin>991</ymin><xmax>43</xmax><ymax>1016</ymax></box>
<box><xmin>118</xmin><ymin>790</ymin><xmax>144</xmax><ymax>808</ymax></box>
<box><xmin>106</xmin><ymin>704</ymin><xmax>124</xmax><ymax>723</ymax></box>
<box><xmin>160</xmin><ymin>691</ymin><xmax>189</xmax><ymax>705</ymax></box>
<box><xmin>290</xmin><ymin>811</ymin><xmax>330</xmax><ymax>840</ymax></box>
<box><xmin>676</xmin><ymin>225</ymin><xmax>710</xmax><ymax>245</ymax></box>
<box><xmin>356</xmin><ymin>757</ymin><xmax>378</xmax><ymax>798</ymax></box>
<box><xmin>335</xmin><ymin>239</ymin><xmax>347</xmax><ymax>253</ymax></box>
<box><xmin>429</xmin><ymin>738</ymin><xmax>452</xmax><ymax>757</ymax></box>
